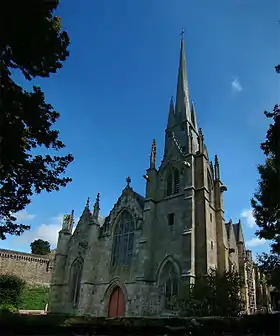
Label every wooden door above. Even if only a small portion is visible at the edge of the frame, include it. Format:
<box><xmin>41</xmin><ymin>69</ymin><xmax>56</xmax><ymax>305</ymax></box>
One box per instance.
<box><xmin>108</xmin><ymin>287</ymin><xmax>125</xmax><ymax>317</ymax></box>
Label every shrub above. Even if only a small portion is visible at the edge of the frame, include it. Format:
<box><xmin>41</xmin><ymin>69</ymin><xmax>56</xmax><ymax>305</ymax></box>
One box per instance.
<box><xmin>176</xmin><ymin>269</ymin><xmax>245</xmax><ymax>317</ymax></box>
<box><xmin>0</xmin><ymin>274</ymin><xmax>25</xmax><ymax>308</ymax></box>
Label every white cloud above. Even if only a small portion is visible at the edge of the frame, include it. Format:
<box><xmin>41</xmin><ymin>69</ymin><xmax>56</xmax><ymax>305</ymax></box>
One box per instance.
<box><xmin>241</xmin><ymin>209</ymin><xmax>255</xmax><ymax>228</ymax></box>
<box><xmin>231</xmin><ymin>78</ymin><xmax>243</xmax><ymax>92</ymax></box>
<box><xmin>246</xmin><ymin>238</ymin><xmax>267</xmax><ymax>247</ymax></box>
<box><xmin>13</xmin><ymin>214</ymin><xmax>64</xmax><ymax>249</ymax></box>
<box><xmin>34</xmin><ymin>215</ymin><xmax>64</xmax><ymax>246</ymax></box>
<box><xmin>15</xmin><ymin>210</ymin><xmax>36</xmax><ymax>222</ymax></box>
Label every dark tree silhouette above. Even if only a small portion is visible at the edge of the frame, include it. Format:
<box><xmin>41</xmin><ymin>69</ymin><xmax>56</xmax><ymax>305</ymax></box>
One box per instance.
<box><xmin>0</xmin><ymin>1</ymin><xmax>73</xmax><ymax>239</ymax></box>
<box><xmin>257</xmin><ymin>252</ymin><xmax>280</xmax><ymax>291</ymax></box>
<box><xmin>30</xmin><ymin>239</ymin><xmax>51</xmax><ymax>255</ymax></box>
<box><xmin>251</xmin><ymin>56</ymin><xmax>280</xmax><ymax>254</ymax></box>
<box><xmin>251</xmin><ymin>105</ymin><xmax>280</xmax><ymax>253</ymax></box>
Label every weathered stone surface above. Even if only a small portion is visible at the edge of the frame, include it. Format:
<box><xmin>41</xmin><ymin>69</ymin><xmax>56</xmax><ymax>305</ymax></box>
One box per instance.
<box><xmin>0</xmin><ymin>248</ymin><xmax>54</xmax><ymax>286</ymax></box>
<box><xmin>47</xmin><ymin>37</ymin><xmax>268</xmax><ymax>318</ymax></box>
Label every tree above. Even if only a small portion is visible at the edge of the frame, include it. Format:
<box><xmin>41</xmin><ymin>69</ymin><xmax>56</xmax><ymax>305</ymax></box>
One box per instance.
<box><xmin>30</xmin><ymin>239</ymin><xmax>51</xmax><ymax>255</ymax></box>
<box><xmin>177</xmin><ymin>270</ymin><xmax>245</xmax><ymax>317</ymax></box>
<box><xmin>0</xmin><ymin>274</ymin><xmax>26</xmax><ymax>311</ymax></box>
<box><xmin>0</xmin><ymin>1</ymin><xmax>74</xmax><ymax>240</ymax></box>
<box><xmin>257</xmin><ymin>252</ymin><xmax>280</xmax><ymax>291</ymax></box>
<box><xmin>251</xmin><ymin>108</ymin><xmax>280</xmax><ymax>252</ymax></box>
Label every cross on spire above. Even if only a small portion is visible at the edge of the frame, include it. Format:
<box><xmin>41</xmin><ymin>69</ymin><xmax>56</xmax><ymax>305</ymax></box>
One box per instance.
<box><xmin>180</xmin><ymin>28</ymin><xmax>185</xmax><ymax>40</ymax></box>
<box><xmin>126</xmin><ymin>176</ymin><xmax>131</xmax><ymax>187</ymax></box>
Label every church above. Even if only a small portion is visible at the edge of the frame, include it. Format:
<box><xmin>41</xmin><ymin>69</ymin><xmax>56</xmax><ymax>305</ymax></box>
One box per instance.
<box><xmin>48</xmin><ymin>36</ymin><xmax>261</xmax><ymax>317</ymax></box>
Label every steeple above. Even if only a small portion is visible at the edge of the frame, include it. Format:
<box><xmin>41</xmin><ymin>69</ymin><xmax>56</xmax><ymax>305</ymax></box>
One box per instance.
<box><xmin>175</xmin><ymin>30</ymin><xmax>191</xmax><ymax>123</ymax></box>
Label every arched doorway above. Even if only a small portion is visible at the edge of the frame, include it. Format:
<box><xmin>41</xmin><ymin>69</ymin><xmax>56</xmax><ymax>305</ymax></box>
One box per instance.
<box><xmin>108</xmin><ymin>286</ymin><xmax>125</xmax><ymax>317</ymax></box>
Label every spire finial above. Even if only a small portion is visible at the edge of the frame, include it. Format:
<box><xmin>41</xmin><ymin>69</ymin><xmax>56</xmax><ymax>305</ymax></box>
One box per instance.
<box><xmin>126</xmin><ymin>176</ymin><xmax>131</xmax><ymax>187</ymax></box>
<box><xmin>86</xmin><ymin>197</ymin><xmax>90</xmax><ymax>208</ymax></box>
<box><xmin>93</xmin><ymin>193</ymin><xmax>100</xmax><ymax>218</ymax></box>
<box><xmin>70</xmin><ymin>209</ymin><xmax>74</xmax><ymax>231</ymax></box>
<box><xmin>180</xmin><ymin>28</ymin><xmax>185</xmax><ymax>40</ymax></box>
<box><xmin>214</xmin><ymin>155</ymin><xmax>220</xmax><ymax>180</ymax></box>
<box><xmin>150</xmin><ymin>139</ymin><xmax>156</xmax><ymax>169</ymax></box>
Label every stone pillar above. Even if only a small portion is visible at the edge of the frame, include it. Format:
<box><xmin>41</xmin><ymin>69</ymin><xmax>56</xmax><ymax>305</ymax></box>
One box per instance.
<box><xmin>78</xmin><ymin>220</ymin><xmax>100</xmax><ymax>315</ymax></box>
<box><xmin>48</xmin><ymin>214</ymin><xmax>73</xmax><ymax>313</ymax></box>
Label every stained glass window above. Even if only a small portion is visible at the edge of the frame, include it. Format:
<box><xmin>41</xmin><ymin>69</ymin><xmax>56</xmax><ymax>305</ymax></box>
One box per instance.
<box><xmin>69</xmin><ymin>257</ymin><xmax>83</xmax><ymax>307</ymax></box>
<box><xmin>112</xmin><ymin>211</ymin><xmax>134</xmax><ymax>267</ymax></box>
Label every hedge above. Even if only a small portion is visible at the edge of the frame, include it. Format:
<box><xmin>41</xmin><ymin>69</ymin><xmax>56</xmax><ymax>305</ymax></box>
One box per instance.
<box><xmin>0</xmin><ymin>313</ymin><xmax>279</xmax><ymax>335</ymax></box>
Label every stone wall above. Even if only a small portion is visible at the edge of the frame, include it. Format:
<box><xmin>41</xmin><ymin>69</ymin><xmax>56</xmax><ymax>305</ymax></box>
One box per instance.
<box><xmin>0</xmin><ymin>248</ymin><xmax>54</xmax><ymax>286</ymax></box>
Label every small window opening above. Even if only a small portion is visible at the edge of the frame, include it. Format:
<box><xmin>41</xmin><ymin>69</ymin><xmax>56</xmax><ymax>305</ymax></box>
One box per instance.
<box><xmin>168</xmin><ymin>213</ymin><xmax>175</xmax><ymax>226</ymax></box>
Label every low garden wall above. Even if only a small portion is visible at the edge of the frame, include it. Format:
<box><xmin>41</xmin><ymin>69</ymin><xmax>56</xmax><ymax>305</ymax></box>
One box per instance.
<box><xmin>0</xmin><ymin>313</ymin><xmax>279</xmax><ymax>335</ymax></box>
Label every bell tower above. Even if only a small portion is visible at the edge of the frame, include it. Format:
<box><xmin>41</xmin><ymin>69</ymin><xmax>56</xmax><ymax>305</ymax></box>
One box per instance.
<box><xmin>143</xmin><ymin>33</ymin><xmax>198</xmax><ymax>287</ymax></box>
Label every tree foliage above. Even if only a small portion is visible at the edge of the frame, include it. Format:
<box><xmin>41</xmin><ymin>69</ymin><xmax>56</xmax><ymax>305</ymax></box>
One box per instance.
<box><xmin>30</xmin><ymin>239</ymin><xmax>51</xmax><ymax>255</ymax></box>
<box><xmin>177</xmin><ymin>270</ymin><xmax>245</xmax><ymax>317</ymax></box>
<box><xmin>251</xmin><ymin>99</ymin><xmax>280</xmax><ymax>251</ymax></box>
<box><xmin>0</xmin><ymin>1</ymin><xmax>73</xmax><ymax>240</ymax></box>
<box><xmin>0</xmin><ymin>274</ymin><xmax>25</xmax><ymax>310</ymax></box>
<box><xmin>257</xmin><ymin>252</ymin><xmax>280</xmax><ymax>291</ymax></box>
<box><xmin>251</xmin><ymin>59</ymin><xmax>280</xmax><ymax>253</ymax></box>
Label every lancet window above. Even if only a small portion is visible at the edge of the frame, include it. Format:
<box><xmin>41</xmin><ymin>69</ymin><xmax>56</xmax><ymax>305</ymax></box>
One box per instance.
<box><xmin>69</xmin><ymin>257</ymin><xmax>83</xmax><ymax>307</ymax></box>
<box><xmin>207</xmin><ymin>171</ymin><xmax>214</xmax><ymax>204</ymax></box>
<box><xmin>112</xmin><ymin>210</ymin><xmax>135</xmax><ymax>267</ymax></box>
<box><xmin>166</xmin><ymin>167</ymin><xmax>180</xmax><ymax>196</ymax></box>
<box><xmin>160</xmin><ymin>261</ymin><xmax>179</xmax><ymax>309</ymax></box>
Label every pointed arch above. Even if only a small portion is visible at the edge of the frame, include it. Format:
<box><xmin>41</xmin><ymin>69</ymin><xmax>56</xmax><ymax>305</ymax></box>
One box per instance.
<box><xmin>69</xmin><ymin>257</ymin><xmax>83</xmax><ymax>307</ymax></box>
<box><xmin>207</xmin><ymin>170</ymin><xmax>214</xmax><ymax>204</ymax></box>
<box><xmin>166</xmin><ymin>167</ymin><xmax>181</xmax><ymax>196</ymax></box>
<box><xmin>157</xmin><ymin>256</ymin><xmax>181</xmax><ymax>310</ymax></box>
<box><xmin>111</xmin><ymin>210</ymin><xmax>135</xmax><ymax>267</ymax></box>
<box><xmin>102</xmin><ymin>277</ymin><xmax>128</xmax><ymax>317</ymax></box>
<box><xmin>167</xmin><ymin>172</ymin><xmax>173</xmax><ymax>196</ymax></box>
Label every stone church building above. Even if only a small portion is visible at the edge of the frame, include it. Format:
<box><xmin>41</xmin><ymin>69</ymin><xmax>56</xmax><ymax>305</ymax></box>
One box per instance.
<box><xmin>48</xmin><ymin>37</ymin><xmax>262</xmax><ymax>317</ymax></box>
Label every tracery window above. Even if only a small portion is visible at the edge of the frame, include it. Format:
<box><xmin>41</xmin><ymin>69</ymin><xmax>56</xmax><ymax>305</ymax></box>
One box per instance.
<box><xmin>160</xmin><ymin>261</ymin><xmax>179</xmax><ymax>309</ymax></box>
<box><xmin>166</xmin><ymin>168</ymin><xmax>180</xmax><ymax>196</ymax></box>
<box><xmin>112</xmin><ymin>210</ymin><xmax>135</xmax><ymax>267</ymax></box>
<box><xmin>69</xmin><ymin>257</ymin><xmax>83</xmax><ymax>307</ymax></box>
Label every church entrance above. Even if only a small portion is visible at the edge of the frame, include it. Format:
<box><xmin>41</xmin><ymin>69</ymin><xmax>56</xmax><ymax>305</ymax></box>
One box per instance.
<box><xmin>108</xmin><ymin>286</ymin><xmax>125</xmax><ymax>317</ymax></box>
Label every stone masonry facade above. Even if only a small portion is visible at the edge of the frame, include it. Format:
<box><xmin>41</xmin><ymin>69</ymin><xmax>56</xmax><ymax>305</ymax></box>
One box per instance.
<box><xmin>48</xmin><ymin>37</ymin><xmax>269</xmax><ymax>317</ymax></box>
<box><xmin>0</xmin><ymin>248</ymin><xmax>55</xmax><ymax>286</ymax></box>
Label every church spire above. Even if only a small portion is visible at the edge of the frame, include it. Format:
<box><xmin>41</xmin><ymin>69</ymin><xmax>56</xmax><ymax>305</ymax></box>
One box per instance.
<box><xmin>175</xmin><ymin>30</ymin><xmax>191</xmax><ymax>123</ymax></box>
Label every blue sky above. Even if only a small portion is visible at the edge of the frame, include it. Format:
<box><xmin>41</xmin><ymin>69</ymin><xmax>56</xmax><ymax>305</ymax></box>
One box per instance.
<box><xmin>2</xmin><ymin>0</ymin><xmax>280</xmax><ymax>257</ymax></box>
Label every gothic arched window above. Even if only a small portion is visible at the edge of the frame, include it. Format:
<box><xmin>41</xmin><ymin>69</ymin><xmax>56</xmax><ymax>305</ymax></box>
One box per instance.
<box><xmin>166</xmin><ymin>168</ymin><xmax>180</xmax><ymax>196</ymax></box>
<box><xmin>207</xmin><ymin>172</ymin><xmax>213</xmax><ymax>204</ymax></box>
<box><xmin>167</xmin><ymin>172</ymin><xmax>173</xmax><ymax>196</ymax></box>
<box><xmin>112</xmin><ymin>211</ymin><xmax>135</xmax><ymax>267</ymax></box>
<box><xmin>69</xmin><ymin>257</ymin><xmax>83</xmax><ymax>307</ymax></box>
<box><xmin>160</xmin><ymin>261</ymin><xmax>179</xmax><ymax>310</ymax></box>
